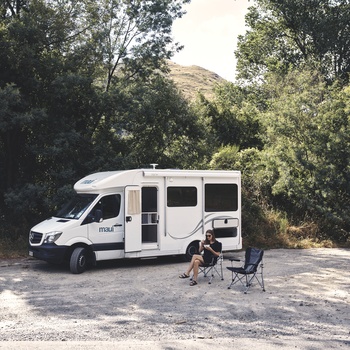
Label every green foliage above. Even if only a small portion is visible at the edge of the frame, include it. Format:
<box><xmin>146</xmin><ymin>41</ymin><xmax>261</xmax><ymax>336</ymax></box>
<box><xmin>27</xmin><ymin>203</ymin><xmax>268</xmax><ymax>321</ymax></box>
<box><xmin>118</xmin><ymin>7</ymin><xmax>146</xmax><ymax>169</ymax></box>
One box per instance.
<box><xmin>92</xmin><ymin>74</ymin><xmax>211</xmax><ymax>169</ymax></box>
<box><xmin>209</xmin><ymin>145</ymin><xmax>291</xmax><ymax>247</ymax></box>
<box><xmin>192</xmin><ymin>82</ymin><xmax>264</xmax><ymax>151</ymax></box>
<box><xmin>260</xmin><ymin>68</ymin><xmax>350</xmax><ymax>242</ymax></box>
<box><xmin>231</xmin><ymin>0</ymin><xmax>350</xmax><ymax>244</ymax></box>
<box><xmin>0</xmin><ymin>0</ymin><xmax>194</xmax><ymax>240</ymax></box>
<box><xmin>237</xmin><ymin>0</ymin><xmax>350</xmax><ymax>84</ymax></box>
<box><xmin>79</xmin><ymin>0</ymin><xmax>190</xmax><ymax>91</ymax></box>
<box><xmin>1</xmin><ymin>0</ymin><xmax>350</xmax><ymax>253</ymax></box>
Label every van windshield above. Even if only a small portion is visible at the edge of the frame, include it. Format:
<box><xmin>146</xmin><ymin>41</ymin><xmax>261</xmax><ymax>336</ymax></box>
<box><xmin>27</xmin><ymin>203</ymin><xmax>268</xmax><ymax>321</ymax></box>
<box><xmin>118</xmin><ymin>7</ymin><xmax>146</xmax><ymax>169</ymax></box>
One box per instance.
<box><xmin>56</xmin><ymin>194</ymin><xmax>98</xmax><ymax>219</ymax></box>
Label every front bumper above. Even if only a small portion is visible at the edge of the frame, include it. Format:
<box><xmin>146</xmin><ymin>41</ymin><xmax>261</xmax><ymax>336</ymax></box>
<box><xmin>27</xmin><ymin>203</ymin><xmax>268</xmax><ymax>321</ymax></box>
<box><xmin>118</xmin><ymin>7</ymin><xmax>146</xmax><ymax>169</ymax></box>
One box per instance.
<box><xmin>29</xmin><ymin>244</ymin><xmax>68</xmax><ymax>264</ymax></box>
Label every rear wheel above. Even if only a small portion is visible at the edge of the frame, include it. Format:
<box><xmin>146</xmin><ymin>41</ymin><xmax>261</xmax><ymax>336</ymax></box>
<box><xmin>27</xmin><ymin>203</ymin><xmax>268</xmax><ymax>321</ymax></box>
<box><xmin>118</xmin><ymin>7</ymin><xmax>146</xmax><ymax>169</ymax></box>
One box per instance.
<box><xmin>70</xmin><ymin>247</ymin><xmax>88</xmax><ymax>274</ymax></box>
<box><xmin>185</xmin><ymin>242</ymin><xmax>199</xmax><ymax>261</ymax></box>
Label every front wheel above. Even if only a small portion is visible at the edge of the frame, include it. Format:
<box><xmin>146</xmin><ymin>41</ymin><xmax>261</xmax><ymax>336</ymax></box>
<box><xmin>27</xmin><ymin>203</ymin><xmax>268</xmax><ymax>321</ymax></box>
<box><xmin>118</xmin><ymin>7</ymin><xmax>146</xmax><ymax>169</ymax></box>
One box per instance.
<box><xmin>70</xmin><ymin>247</ymin><xmax>88</xmax><ymax>274</ymax></box>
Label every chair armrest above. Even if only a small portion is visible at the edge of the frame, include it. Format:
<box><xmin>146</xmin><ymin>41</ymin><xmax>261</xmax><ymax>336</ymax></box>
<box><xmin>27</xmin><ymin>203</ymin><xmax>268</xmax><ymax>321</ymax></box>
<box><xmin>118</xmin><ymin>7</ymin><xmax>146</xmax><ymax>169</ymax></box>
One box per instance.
<box><xmin>229</xmin><ymin>257</ymin><xmax>242</xmax><ymax>267</ymax></box>
<box><xmin>229</xmin><ymin>257</ymin><xmax>240</xmax><ymax>262</ymax></box>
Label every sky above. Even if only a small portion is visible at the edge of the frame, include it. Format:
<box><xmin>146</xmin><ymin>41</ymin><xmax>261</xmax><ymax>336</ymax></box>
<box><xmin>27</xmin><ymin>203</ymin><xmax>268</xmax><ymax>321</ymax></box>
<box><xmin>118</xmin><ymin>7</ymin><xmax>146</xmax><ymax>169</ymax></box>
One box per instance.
<box><xmin>171</xmin><ymin>0</ymin><xmax>251</xmax><ymax>82</ymax></box>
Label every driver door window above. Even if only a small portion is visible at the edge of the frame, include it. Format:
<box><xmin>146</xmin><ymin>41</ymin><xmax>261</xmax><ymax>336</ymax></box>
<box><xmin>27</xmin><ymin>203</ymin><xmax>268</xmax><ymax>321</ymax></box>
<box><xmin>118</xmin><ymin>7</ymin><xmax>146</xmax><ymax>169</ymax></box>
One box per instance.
<box><xmin>84</xmin><ymin>194</ymin><xmax>121</xmax><ymax>224</ymax></box>
<box><xmin>94</xmin><ymin>194</ymin><xmax>121</xmax><ymax>220</ymax></box>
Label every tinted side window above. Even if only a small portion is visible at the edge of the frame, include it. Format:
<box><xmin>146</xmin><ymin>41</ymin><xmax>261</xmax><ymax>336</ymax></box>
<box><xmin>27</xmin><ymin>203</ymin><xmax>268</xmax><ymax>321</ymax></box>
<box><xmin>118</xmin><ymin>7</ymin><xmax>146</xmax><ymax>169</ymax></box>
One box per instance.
<box><xmin>142</xmin><ymin>187</ymin><xmax>157</xmax><ymax>212</ymax></box>
<box><xmin>96</xmin><ymin>194</ymin><xmax>121</xmax><ymax>219</ymax></box>
<box><xmin>205</xmin><ymin>184</ymin><xmax>238</xmax><ymax>212</ymax></box>
<box><xmin>167</xmin><ymin>187</ymin><xmax>197</xmax><ymax>207</ymax></box>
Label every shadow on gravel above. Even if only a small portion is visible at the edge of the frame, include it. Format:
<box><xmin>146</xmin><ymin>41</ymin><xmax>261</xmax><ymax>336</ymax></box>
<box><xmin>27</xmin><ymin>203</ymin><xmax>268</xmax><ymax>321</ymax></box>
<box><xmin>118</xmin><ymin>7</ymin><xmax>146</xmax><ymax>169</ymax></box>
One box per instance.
<box><xmin>0</xmin><ymin>249</ymin><xmax>349</xmax><ymax>346</ymax></box>
<box><xmin>29</xmin><ymin>254</ymin><xmax>185</xmax><ymax>274</ymax></box>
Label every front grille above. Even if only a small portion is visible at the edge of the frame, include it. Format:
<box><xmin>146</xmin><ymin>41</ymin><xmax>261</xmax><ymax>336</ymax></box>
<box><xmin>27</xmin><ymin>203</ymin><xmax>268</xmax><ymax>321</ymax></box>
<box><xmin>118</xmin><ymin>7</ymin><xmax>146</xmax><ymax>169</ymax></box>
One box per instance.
<box><xmin>29</xmin><ymin>231</ymin><xmax>43</xmax><ymax>244</ymax></box>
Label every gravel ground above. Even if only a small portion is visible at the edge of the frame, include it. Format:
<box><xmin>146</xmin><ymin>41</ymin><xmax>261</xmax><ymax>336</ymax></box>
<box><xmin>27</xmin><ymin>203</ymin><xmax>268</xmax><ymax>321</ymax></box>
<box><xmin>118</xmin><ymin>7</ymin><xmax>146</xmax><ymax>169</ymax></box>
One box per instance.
<box><xmin>0</xmin><ymin>248</ymin><xmax>349</xmax><ymax>349</ymax></box>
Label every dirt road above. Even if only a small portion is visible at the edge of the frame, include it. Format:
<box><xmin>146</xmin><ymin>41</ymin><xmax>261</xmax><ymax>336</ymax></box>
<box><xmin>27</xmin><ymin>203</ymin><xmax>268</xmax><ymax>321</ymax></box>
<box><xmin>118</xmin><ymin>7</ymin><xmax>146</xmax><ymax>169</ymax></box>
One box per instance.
<box><xmin>0</xmin><ymin>249</ymin><xmax>349</xmax><ymax>349</ymax></box>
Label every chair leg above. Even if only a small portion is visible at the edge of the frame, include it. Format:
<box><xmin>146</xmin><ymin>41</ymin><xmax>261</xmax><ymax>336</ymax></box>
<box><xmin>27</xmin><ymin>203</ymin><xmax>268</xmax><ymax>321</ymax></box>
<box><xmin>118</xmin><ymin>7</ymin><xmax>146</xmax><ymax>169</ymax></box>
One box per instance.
<box><xmin>227</xmin><ymin>275</ymin><xmax>236</xmax><ymax>289</ymax></box>
<box><xmin>220</xmin><ymin>262</ymin><xmax>224</xmax><ymax>280</ymax></box>
<box><xmin>207</xmin><ymin>267</ymin><xmax>216</xmax><ymax>284</ymax></box>
<box><xmin>244</xmin><ymin>274</ymin><xmax>255</xmax><ymax>294</ymax></box>
<box><xmin>261</xmin><ymin>263</ymin><xmax>265</xmax><ymax>291</ymax></box>
<box><xmin>210</xmin><ymin>264</ymin><xmax>223</xmax><ymax>283</ymax></box>
<box><xmin>228</xmin><ymin>272</ymin><xmax>246</xmax><ymax>289</ymax></box>
<box><xmin>243</xmin><ymin>270</ymin><xmax>265</xmax><ymax>293</ymax></box>
<box><xmin>255</xmin><ymin>264</ymin><xmax>265</xmax><ymax>291</ymax></box>
<box><xmin>227</xmin><ymin>271</ymin><xmax>235</xmax><ymax>289</ymax></box>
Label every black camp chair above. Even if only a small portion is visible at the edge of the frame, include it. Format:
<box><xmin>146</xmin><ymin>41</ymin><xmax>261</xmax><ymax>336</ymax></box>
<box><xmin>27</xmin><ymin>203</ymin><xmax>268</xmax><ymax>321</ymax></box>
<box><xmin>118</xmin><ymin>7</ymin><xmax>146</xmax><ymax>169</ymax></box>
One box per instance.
<box><xmin>226</xmin><ymin>247</ymin><xmax>265</xmax><ymax>293</ymax></box>
<box><xmin>192</xmin><ymin>242</ymin><xmax>224</xmax><ymax>284</ymax></box>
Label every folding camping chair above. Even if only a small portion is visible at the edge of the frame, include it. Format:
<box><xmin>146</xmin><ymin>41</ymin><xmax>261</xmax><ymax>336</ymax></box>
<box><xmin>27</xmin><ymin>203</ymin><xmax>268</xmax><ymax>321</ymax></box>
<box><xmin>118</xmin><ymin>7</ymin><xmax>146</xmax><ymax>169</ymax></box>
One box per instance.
<box><xmin>226</xmin><ymin>247</ymin><xmax>265</xmax><ymax>293</ymax></box>
<box><xmin>192</xmin><ymin>242</ymin><xmax>224</xmax><ymax>284</ymax></box>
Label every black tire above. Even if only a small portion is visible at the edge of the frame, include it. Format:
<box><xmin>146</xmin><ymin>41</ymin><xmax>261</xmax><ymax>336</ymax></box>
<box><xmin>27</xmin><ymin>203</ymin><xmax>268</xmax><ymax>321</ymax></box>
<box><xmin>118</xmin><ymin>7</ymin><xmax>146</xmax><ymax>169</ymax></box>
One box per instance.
<box><xmin>185</xmin><ymin>241</ymin><xmax>199</xmax><ymax>261</ymax></box>
<box><xmin>70</xmin><ymin>247</ymin><xmax>88</xmax><ymax>274</ymax></box>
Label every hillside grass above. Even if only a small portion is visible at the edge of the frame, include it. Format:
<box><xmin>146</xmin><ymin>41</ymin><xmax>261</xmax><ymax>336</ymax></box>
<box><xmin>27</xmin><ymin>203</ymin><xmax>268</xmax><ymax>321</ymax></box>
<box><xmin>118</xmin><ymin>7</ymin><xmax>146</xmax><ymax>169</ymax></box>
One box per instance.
<box><xmin>167</xmin><ymin>61</ymin><xmax>225</xmax><ymax>100</ymax></box>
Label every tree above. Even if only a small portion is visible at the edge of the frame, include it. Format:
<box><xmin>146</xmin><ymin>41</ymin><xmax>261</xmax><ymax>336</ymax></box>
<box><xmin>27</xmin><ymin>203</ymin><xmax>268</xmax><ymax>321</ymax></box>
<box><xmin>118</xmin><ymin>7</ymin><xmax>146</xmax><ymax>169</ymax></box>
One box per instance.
<box><xmin>92</xmin><ymin>74</ymin><xmax>210</xmax><ymax>170</ymax></box>
<box><xmin>191</xmin><ymin>82</ymin><xmax>264</xmax><ymax>150</ymax></box>
<box><xmin>262</xmin><ymin>68</ymin><xmax>350</xmax><ymax>241</ymax></box>
<box><xmin>236</xmin><ymin>0</ymin><xmax>350</xmax><ymax>84</ymax></box>
<box><xmin>89</xmin><ymin>0</ymin><xmax>190</xmax><ymax>91</ymax></box>
<box><xmin>0</xmin><ymin>0</ymin><xmax>104</xmax><ymax>223</ymax></box>
<box><xmin>0</xmin><ymin>0</ymin><xmax>192</xmax><ymax>232</ymax></box>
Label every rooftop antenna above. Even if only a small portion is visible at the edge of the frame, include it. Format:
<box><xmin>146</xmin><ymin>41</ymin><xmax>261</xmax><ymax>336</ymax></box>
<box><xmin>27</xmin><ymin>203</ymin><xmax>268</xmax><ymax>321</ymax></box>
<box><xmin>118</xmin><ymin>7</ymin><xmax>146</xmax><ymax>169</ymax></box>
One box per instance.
<box><xmin>150</xmin><ymin>163</ymin><xmax>158</xmax><ymax>169</ymax></box>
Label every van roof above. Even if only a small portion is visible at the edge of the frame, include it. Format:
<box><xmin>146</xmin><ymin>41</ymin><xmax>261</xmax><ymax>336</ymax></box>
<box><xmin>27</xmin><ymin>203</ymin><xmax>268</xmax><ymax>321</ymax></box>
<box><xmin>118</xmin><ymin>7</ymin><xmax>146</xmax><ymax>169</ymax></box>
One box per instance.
<box><xmin>74</xmin><ymin>168</ymin><xmax>240</xmax><ymax>193</ymax></box>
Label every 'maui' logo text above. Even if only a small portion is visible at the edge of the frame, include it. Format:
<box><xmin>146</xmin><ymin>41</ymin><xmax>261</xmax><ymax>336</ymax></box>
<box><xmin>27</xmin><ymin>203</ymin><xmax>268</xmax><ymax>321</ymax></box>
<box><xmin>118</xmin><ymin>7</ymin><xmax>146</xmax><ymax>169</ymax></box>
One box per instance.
<box><xmin>99</xmin><ymin>227</ymin><xmax>114</xmax><ymax>232</ymax></box>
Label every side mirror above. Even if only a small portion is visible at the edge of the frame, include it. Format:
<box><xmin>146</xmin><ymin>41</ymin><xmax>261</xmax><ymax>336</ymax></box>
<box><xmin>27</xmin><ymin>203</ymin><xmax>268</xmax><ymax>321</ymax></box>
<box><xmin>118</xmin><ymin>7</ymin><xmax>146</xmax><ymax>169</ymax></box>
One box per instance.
<box><xmin>94</xmin><ymin>209</ymin><xmax>103</xmax><ymax>223</ymax></box>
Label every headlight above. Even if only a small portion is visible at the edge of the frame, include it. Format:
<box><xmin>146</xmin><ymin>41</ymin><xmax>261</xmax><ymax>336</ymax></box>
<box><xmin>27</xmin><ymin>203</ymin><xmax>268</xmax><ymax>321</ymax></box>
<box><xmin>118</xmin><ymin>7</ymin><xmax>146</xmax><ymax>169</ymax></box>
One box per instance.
<box><xmin>44</xmin><ymin>231</ymin><xmax>62</xmax><ymax>244</ymax></box>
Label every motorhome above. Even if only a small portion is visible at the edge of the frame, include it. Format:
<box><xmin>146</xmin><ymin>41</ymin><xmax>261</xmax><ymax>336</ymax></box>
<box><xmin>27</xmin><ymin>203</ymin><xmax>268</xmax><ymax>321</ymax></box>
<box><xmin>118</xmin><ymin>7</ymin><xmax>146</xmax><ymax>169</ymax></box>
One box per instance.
<box><xmin>29</xmin><ymin>168</ymin><xmax>242</xmax><ymax>273</ymax></box>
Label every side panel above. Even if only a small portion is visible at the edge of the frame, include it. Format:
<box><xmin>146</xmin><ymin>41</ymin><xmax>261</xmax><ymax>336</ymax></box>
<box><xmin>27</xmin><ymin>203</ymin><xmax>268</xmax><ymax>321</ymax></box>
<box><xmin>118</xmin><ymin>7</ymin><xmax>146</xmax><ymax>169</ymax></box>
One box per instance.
<box><xmin>165</xmin><ymin>177</ymin><xmax>204</xmax><ymax>241</ymax></box>
<box><xmin>125</xmin><ymin>186</ymin><xmax>142</xmax><ymax>252</ymax></box>
<box><xmin>203</xmin><ymin>178</ymin><xmax>241</xmax><ymax>250</ymax></box>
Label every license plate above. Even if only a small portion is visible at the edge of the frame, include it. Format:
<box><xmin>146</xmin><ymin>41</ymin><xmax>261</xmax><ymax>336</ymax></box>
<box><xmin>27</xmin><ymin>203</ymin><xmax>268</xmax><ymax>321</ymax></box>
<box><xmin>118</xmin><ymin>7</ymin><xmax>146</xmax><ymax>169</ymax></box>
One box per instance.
<box><xmin>29</xmin><ymin>251</ymin><xmax>33</xmax><ymax>257</ymax></box>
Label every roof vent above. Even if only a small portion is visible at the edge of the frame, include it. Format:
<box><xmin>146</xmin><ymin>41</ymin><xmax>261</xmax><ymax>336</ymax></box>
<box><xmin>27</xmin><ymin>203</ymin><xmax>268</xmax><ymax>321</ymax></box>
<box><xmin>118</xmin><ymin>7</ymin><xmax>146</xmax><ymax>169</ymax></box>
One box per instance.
<box><xmin>150</xmin><ymin>163</ymin><xmax>158</xmax><ymax>169</ymax></box>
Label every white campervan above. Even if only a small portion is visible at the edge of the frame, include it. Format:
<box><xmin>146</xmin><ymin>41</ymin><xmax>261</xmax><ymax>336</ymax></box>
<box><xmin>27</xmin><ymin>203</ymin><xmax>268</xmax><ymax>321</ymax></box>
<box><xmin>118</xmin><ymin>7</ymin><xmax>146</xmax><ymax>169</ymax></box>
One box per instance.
<box><xmin>29</xmin><ymin>168</ymin><xmax>242</xmax><ymax>273</ymax></box>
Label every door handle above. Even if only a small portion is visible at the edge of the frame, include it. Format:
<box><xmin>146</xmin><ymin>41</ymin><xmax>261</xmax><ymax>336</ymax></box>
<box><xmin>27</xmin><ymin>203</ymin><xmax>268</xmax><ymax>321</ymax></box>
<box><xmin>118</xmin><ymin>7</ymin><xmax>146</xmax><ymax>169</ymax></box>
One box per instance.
<box><xmin>114</xmin><ymin>224</ymin><xmax>122</xmax><ymax>227</ymax></box>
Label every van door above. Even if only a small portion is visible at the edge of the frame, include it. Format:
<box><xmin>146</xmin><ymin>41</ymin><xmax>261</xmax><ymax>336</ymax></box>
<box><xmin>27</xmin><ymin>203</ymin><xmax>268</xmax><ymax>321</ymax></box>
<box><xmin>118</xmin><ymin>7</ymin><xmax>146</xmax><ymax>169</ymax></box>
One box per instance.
<box><xmin>87</xmin><ymin>193</ymin><xmax>124</xmax><ymax>260</ymax></box>
<box><xmin>125</xmin><ymin>186</ymin><xmax>142</xmax><ymax>252</ymax></box>
<box><xmin>141</xmin><ymin>187</ymin><xmax>158</xmax><ymax>247</ymax></box>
